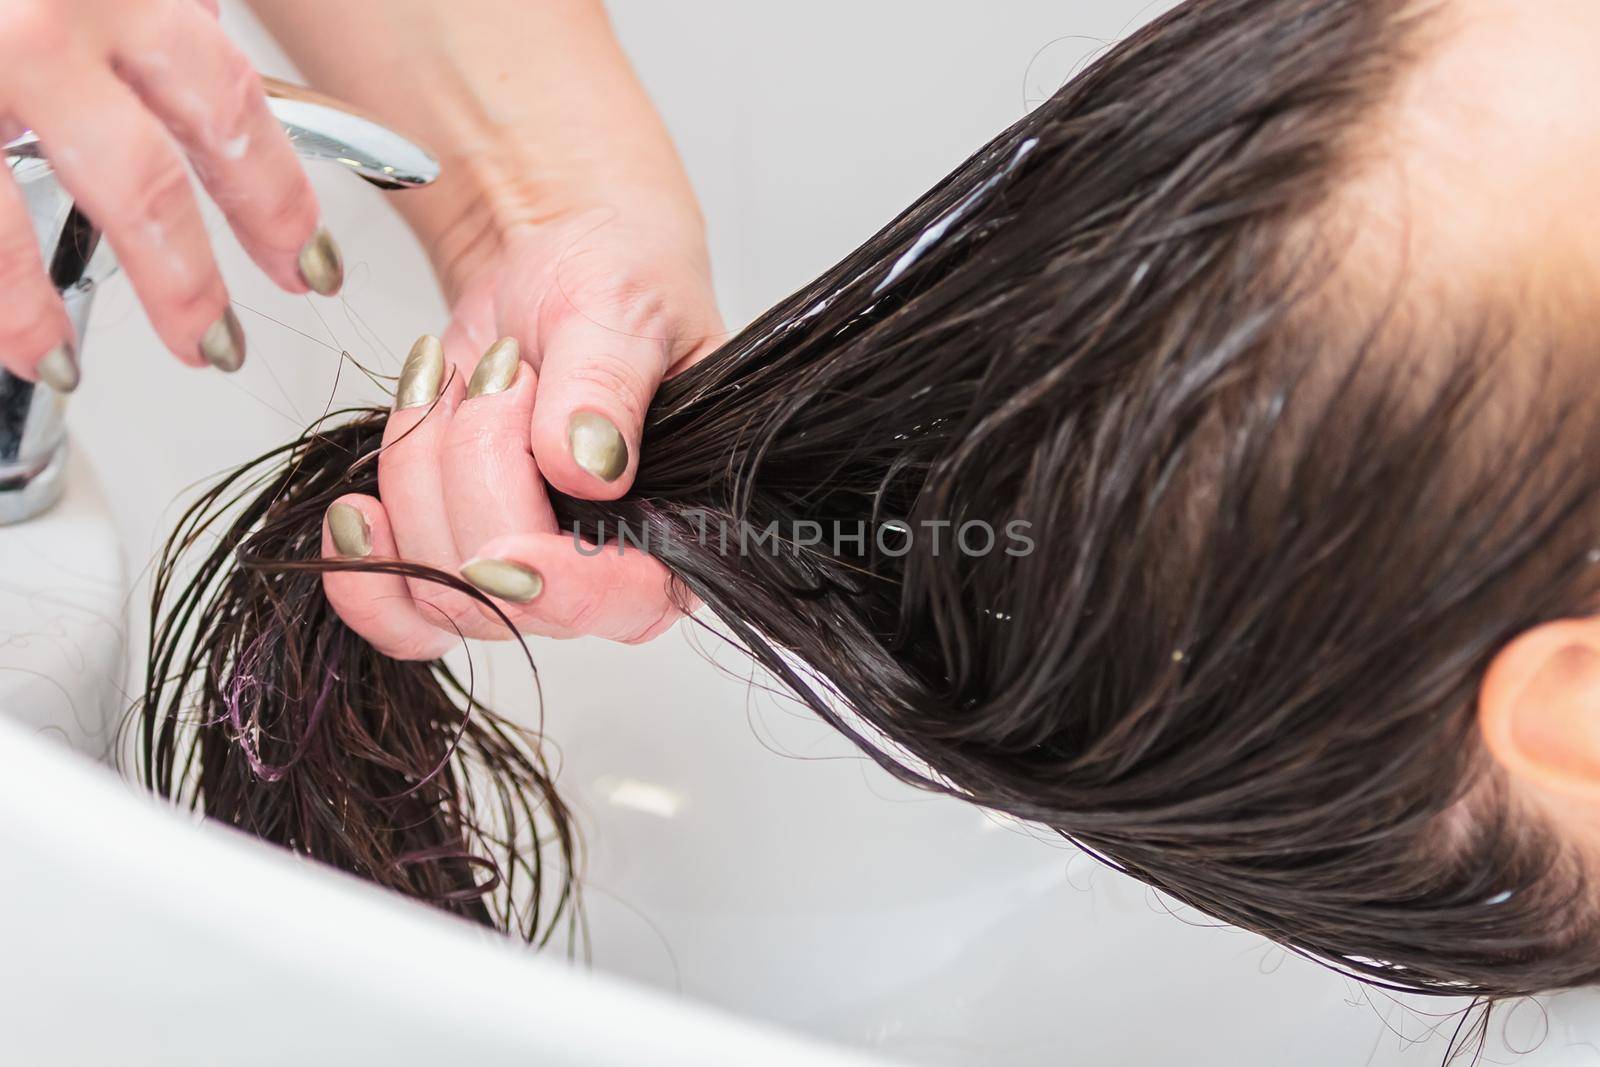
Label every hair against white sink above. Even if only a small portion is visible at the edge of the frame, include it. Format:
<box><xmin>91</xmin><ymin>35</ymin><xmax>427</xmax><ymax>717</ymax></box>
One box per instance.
<box><xmin>8</xmin><ymin>2</ymin><xmax>1600</xmax><ymax>1066</ymax></box>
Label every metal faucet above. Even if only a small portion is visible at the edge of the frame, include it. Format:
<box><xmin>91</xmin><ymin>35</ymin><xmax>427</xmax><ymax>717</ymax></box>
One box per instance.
<box><xmin>0</xmin><ymin>78</ymin><xmax>440</xmax><ymax>524</ymax></box>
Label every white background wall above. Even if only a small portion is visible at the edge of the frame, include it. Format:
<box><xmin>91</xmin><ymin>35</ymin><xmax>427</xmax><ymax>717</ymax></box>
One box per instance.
<box><xmin>60</xmin><ymin>1</ymin><xmax>1600</xmax><ymax>1063</ymax></box>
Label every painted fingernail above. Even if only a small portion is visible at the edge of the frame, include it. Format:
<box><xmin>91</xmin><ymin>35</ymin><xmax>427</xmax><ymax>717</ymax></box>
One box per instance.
<box><xmin>200</xmin><ymin>307</ymin><xmax>246</xmax><ymax>372</ymax></box>
<box><xmin>36</xmin><ymin>342</ymin><xmax>79</xmax><ymax>393</ymax></box>
<box><xmin>568</xmin><ymin>410</ymin><xmax>628</xmax><ymax>482</ymax></box>
<box><xmin>327</xmin><ymin>503</ymin><xmax>372</xmax><ymax>557</ymax></box>
<box><xmin>461</xmin><ymin>558</ymin><xmax>543</xmax><ymax>603</ymax></box>
<box><xmin>298</xmin><ymin>226</ymin><xmax>344</xmax><ymax>296</ymax></box>
<box><xmin>395</xmin><ymin>334</ymin><xmax>444</xmax><ymax>410</ymax></box>
<box><xmin>466</xmin><ymin>337</ymin><xmax>520</xmax><ymax>398</ymax></box>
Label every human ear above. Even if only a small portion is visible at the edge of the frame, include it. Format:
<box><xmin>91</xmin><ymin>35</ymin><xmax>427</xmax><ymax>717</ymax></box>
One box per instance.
<box><xmin>1479</xmin><ymin>618</ymin><xmax>1600</xmax><ymax>798</ymax></box>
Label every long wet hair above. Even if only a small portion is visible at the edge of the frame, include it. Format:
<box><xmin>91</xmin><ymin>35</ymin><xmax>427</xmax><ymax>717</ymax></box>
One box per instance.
<box><xmin>137</xmin><ymin>412</ymin><xmax>579</xmax><ymax>944</ymax></box>
<box><xmin>135</xmin><ymin>0</ymin><xmax>1600</xmax><ymax>1007</ymax></box>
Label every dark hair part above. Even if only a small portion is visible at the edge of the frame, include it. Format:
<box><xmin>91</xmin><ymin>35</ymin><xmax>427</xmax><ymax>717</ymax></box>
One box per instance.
<box><xmin>137</xmin><ymin>0</ymin><xmax>1600</xmax><ymax>1007</ymax></box>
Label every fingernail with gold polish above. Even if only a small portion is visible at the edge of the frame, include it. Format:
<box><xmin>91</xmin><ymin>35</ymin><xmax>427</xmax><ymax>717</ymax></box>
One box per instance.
<box><xmin>298</xmin><ymin>226</ymin><xmax>344</xmax><ymax>296</ymax></box>
<box><xmin>395</xmin><ymin>334</ymin><xmax>445</xmax><ymax>410</ymax></box>
<box><xmin>461</xmin><ymin>558</ymin><xmax>543</xmax><ymax>603</ymax></box>
<box><xmin>467</xmin><ymin>337</ymin><xmax>520</xmax><ymax>398</ymax></box>
<box><xmin>36</xmin><ymin>342</ymin><xmax>79</xmax><ymax>393</ymax></box>
<box><xmin>327</xmin><ymin>503</ymin><xmax>372</xmax><ymax>558</ymax></box>
<box><xmin>568</xmin><ymin>410</ymin><xmax>628</xmax><ymax>482</ymax></box>
<box><xmin>200</xmin><ymin>307</ymin><xmax>246</xmax><ymax>372</ymax></box>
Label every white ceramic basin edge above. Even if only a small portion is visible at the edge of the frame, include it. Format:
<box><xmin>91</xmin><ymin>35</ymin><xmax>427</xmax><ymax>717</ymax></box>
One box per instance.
<box><xmin>0</xmin><ymin>714</ymin><xmax>899</xmax><ymax>1066</ymax></box>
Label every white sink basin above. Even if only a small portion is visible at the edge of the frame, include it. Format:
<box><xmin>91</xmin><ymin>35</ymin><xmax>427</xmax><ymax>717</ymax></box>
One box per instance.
<box><xmin>0</xmin><ymin>710</ymin><xmax>892</xmax><ymax>1067</ymax></box>
<box><xmin>0</xmin><ymin>445</ymin><xmax>125</xmax><ymax>757</ymax></box>
<box><xmin>0</xmin><ymin>444</ymin><xmax>890</xmax><ymax>1067</ymax></box>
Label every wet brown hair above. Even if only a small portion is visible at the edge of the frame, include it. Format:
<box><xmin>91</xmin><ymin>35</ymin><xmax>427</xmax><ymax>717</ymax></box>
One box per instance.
<box><xmin>135</xmin><ymin>0</ymin><xmax>1600</xmax><ymax>1017</ymax></box>
<box><xmin>137</xmin><ymin>412</ymin><xmax>580</xmax><ymax>945</ymax></box>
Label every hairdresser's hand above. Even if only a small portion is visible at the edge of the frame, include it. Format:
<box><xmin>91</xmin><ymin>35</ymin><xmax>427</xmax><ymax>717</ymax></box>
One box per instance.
<box><xmin>447</xmin><ymin>210</ymin><xmax>724</xmax><ymax>500</ymax></box>
<box><xmin>275</xmin><ymin>0</ymin><xmax>719</xmax><ymax>653</ymax></box>
<box><xmin>321</xmin><ymin>211</ymin><xmax>723</xmax><ymax>659</ymax></box>
<box><xmin>0</xmin><ymin>0</ymin><xmax>341</xmax><ymax>390</ymax></box>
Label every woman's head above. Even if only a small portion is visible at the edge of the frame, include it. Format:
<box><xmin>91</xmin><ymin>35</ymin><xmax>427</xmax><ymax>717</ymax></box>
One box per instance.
<box><xmin>579</xmin><ymin>0</ymin><xmax>1600</xmax><ymax>995</ymax></box>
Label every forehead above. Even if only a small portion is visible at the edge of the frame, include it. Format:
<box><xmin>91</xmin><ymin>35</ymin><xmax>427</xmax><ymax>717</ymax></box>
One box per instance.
<box><xmin>1390</xmin><ymin>0</ymin><xmax>1600</xmax><ymax>275</ymax></box>
<box><xmin>1308</xmin><ymin>0</ymin><xmax>1600</xmax><ymax>335</ymax></box>
<box><xmin>1408</xmin><ymin>2</ymin><xmax>1598</xmax><ymax>172</ymax></box>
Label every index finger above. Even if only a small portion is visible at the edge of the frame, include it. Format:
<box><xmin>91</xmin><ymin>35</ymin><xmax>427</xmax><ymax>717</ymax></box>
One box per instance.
<box><xmin>114</xmin><ymin>2</ymin><xmax>339</xmax><ymax>297</ymax></box>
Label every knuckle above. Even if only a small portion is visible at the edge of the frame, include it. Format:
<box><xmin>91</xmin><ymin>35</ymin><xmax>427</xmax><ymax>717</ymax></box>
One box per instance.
<box><xmin>256</xmin><ymin>172</ymin><xmax>316</xmax><ymax>242</ymax></box>
<box><xmin>591</xmin><ymin>278</ymin><xmax>672</xmax><ymax>341</ymax></box>
<box><xmin>0</xmin><ymin>306</ymin><xmax>56</xmax><ymax>357</ymax></box>
<box><xmin>440</xmin><ymin>429</ymin><xmax>489</xmax><ymax>472</ymax></box>
<box><xmin>0</xmin><ymin>252</ymin><xmax>56</xmax><ymax>342</ymax></box>
<box><xmin>559</xmin><ymin>588</ymin><xmax>606</xmax><ymax>635</ymax></box>
<box><xmin>541</xmin><ymin>255</ymin><xmax>673</xmax><ymax>338</ymax></box>
<box><xmin>125</xmin><ymin>158</ymin><xmax>193</xmax><ymax>230</ymax></box>
<box><xmin>564</xmin><ymin>356</ymin><xmax>652</xmax><ymax>420</ymax></box>
<box><xmin>411</xmin><ymin>584</ymin><xmax>459</xmax><ymax>622</ymax></box>
<box><xmin>393</xmin><ymin>632</ymin><xmax>452</xmax><ymax>662</ymax></box>
<box><xmin>623</xmin><ymin>602</ymin><xmax>680</xmax><ymax>645</ymax></box>
<box><xmin>163</xmin><ymin>261</ymin><xmax>220</xmax><ymax>325</ymax></box>
<box><xmin>209</xmin><ymin>55</ymin><xmax>267</xmax><ymax>145</ymax></box>
<box><xmin>412</xmin><ymin>584</ymin><xmax>489</xmax><ymax>638</ymax></box>
<box><xmin>120</xmin><ymin>166</ymin><xmax>222</xmax><ymax>322</ymax></box>
<box><xmin>0</xmin><ymin>237</ymin><xmax>43</xmax><ymax>293</ymax></box>
<box><xmin>383</xmin><ymin>637</ymin><xmax>433</xmax><ymax>661</ymax></box>
<box><xmin>599</xmin><ymin>274</ymin><xmax>669</xmax><ymax>330</ymax></box>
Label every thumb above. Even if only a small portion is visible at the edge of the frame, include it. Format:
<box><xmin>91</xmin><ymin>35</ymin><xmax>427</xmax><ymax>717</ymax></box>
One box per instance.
<box><xmin>529</xmin><ymin>302</ymin><xmax>723</xmax><ymax>500</ymax></box>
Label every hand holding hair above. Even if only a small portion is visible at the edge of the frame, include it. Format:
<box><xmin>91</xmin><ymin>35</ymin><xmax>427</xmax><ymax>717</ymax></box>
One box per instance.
<box><xmin>324</xmin><ymin>325</ymin><xmax>694</xmax><ymax>655</ymax></box>
<box><xmin>244</xmin><ymin>0</ymin><xmax>724</xmax><ymax>643</ymax></box>
<box><xmin>321</xmin><ymin>206</ymin><xmax>724</xmax><ymax>651</ymax></box>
